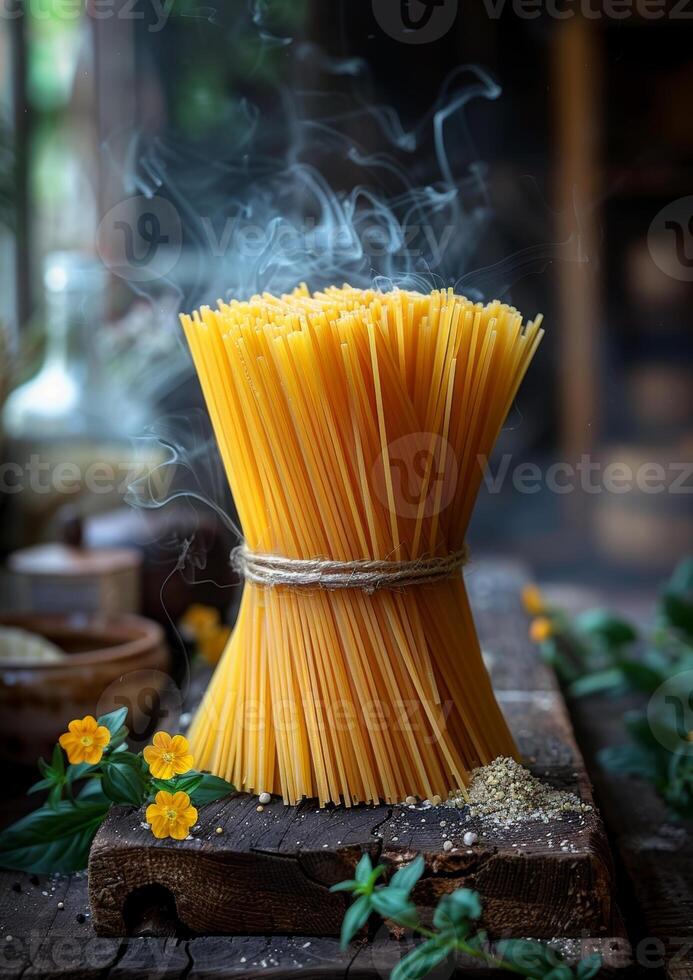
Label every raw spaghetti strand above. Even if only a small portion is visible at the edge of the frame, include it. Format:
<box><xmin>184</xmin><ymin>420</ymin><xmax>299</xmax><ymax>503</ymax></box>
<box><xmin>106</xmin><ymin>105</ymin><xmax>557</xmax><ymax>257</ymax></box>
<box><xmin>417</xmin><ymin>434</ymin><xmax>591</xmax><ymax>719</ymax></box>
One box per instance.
<box><xmin>182</xmin><ymin>286</ymin><xmax>543</xmax><ymax>806</ymax></box>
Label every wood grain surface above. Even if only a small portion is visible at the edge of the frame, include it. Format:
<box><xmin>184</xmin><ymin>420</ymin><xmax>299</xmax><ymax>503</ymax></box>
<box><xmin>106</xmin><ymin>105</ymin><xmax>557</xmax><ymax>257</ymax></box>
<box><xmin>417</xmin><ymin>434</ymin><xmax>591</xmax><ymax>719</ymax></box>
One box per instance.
<box><xmin>88</xmin><ymin>563</ymin><xmax>616</xmax><ymax>942</ymax></box>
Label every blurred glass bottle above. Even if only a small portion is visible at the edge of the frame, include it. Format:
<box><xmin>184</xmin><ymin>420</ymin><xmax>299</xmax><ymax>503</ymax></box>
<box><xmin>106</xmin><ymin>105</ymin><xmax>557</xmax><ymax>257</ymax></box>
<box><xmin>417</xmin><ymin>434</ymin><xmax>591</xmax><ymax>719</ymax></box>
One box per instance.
<box><xmin>2</xmin><ymin>251</ymin><xmax>145</xmax><ymax>550</ymax></box>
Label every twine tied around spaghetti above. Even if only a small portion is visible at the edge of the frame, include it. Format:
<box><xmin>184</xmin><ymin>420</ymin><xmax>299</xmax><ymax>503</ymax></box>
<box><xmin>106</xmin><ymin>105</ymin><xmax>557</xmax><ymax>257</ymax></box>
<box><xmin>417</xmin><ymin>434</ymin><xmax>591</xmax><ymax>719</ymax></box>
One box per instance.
<box><xmin>230</xmin><ymin>544</ymin><xmax>470</xmax><ymax>593</ymax></box>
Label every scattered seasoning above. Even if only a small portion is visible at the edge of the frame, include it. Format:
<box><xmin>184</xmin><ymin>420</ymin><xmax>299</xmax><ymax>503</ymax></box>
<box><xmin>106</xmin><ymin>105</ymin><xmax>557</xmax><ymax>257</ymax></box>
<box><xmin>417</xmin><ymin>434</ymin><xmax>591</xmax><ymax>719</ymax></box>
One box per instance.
<box><xmin>57</xmin><ymin>902</ymin><xmax>64</xmax><ymax>910</ymax></box>
<box><xmin>258</xmin><ymin>792</ymin><xmax>271</xmax><ymax>805</ymax></box>
<box><xmin>453</xmin><ymin>757</ymin><xmax>592</xmax><ymax>826</ymax></box>
<box><xmin>442</xmin><ymin>840</ymin><xmax>453</xmax><ymax>852</ymax></box>
<box><xmin>256</xmin><ymin>805</ymin><xmax>264</xmax><ymax>813</ymax></box>
<box><xmin>463</xmin><ymin>831</ymin><xmax>478</xmax><ymax>847</ymax></box>
<box><xmin>405</xmin><ymin>795</ymin><xmax>417</xmax><ymax>805</ymax></box>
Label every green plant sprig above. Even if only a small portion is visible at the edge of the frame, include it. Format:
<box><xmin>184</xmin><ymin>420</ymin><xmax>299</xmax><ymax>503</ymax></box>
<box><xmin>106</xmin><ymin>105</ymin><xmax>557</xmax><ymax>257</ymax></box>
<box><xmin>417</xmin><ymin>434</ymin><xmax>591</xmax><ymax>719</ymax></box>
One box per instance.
<box><xmin>331</xmin><ymin>853</ymin><xmax>601</xmax><ymax>980</ymax></box>
<box><xmin>534</xmin><ymin>556</ymin><xmax>693</xmax><ymax>819</ymax></box>
<box><xmin>0</xmin><ymin>707</ymin><xmax>235</xmax><ymax>874</ymax></box>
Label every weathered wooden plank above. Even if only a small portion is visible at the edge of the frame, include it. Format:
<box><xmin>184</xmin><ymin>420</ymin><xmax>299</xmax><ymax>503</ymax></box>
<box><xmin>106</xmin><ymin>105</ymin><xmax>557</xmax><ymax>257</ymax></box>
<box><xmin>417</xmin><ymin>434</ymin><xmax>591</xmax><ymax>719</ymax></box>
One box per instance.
<box><xmin>88</xmin><ymin>563</ymin><xmax>615</xmax><ymax>941</ymax></box>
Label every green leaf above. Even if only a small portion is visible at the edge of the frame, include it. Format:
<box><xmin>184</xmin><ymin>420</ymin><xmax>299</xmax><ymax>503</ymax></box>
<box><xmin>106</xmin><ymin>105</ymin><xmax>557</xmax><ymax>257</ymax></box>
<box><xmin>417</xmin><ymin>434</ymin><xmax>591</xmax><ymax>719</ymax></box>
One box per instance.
<box><xmin>28</xmin><ymin>777</ymin><xmax>55</xmax><ymax>796</ymax></box>
<box><xmin>51</xmin><ymin>743</ymin><xmax>65</xmax><ymax>776</ymax></box>
<box><xmin>617</xmin><ymin>659</ymin><xmax>666</xmax><ymax>694</ymax></box>
<box><xmin>339</xmin><ymin>893</ymin><xmax>371</xmax><ymax>948</ymax></box>
<box><xmin>390</xmin><ymin>854</ymin><xmax>425</xmax><ymax>896</ymax></box>
<box><xmin>576</xmin><ymin>953</ymin><xmax>602</xmax><ymax>978</ymax></box>
<box><xmin>497</xmin><ymin>938</ymin><xmax>560</xmax><ymax>975</ymax></box>
<box><xmin>188</xmin><ymin>773</ymin><xmax>235</xmax><ymax>806</ymax></box>
<box><xmin>151</xmin><ymin>778</ymin><xmax>175</xmax><ymax>794</ymax></box>
<box><xmin>598</xmin><ymin>744</ymin><xmax>659</xmax><ymax>780</ymax></box>
<box><xmin>171</xmin><ymin>773</ymin><xmax>204</xmax><ymax>796</ymax></box>
<box><xmin>0</xmin><ymin>802</ymin><xmax>110</xmax><ymax>874</ymax></box>
<box><xmin>432</xmin><ymin>888</ymin><xmax>482</xmax><ymax>929</ymax></box>
<box><xmin>575</xmin><ymin>609</ymin><xmax>637</xmax><ymax>647</ymax></box>
<box><xmin>330</xmin><ymin>880</ymin><xmax>358</xmax><ymax>893</ymax></box>
<box><xmin>667</xmin><ymin>557</ymin><xmax>693</xmax><ymax>595</ymax></box>
<box><xmin>66</xmin><ymin>762</ymin><xmax>98</xmax><ymax>785</ymax></box>
<box><xmin>354</xmin><ymin>852</ymin><xmax>373</xmax><ymax>885</ymax></box>
<box><xmin>103</xmin><ymin>750</ymin><xmax>141</xmax><ymax>769</ymax></box>
<box><xmin>47</xmin><ymin>784</ymin><xmax>63</xmax><ymax>811</ymax></box>
<box><xmin>391</xmin><ymin>940</ymin><xmax>450</xmax><ymax>980</ymax></box>
<box><xmin>661</xmin><ymin>592</ymin><xmax>693</xmax><ymax>641</ymax></box>
<box><xmin>97</xmin><ymin>707</ymin><xmax>129</xmax><ymax>740</ymax></box>
<box><xmin>543</xmin><ymin>966</ymin><xmax>573</xmax><ymax>980</ymax></box>
<box><xmin>568</xmin><ymin>668</ymin><xmax>624</xmax><ymax>699</ymax></box>
<box><xmin>371</xmin><ymin>888</ymin><xmax>417</xmax><ymax>926</ymax></box>
<box><xmin>77</xmin><ymin>779</ymin><xmax>111</xmax><ymax>806</ymax></box>
<box><xmin>101</xmin><ymin>762</ymin><xmax>148</xmax><ymax>806</ymax></box>
<box><xmin>108</xmin><ymin>726</ymin><xmax>129</xmax><ymax>752</ymax></box>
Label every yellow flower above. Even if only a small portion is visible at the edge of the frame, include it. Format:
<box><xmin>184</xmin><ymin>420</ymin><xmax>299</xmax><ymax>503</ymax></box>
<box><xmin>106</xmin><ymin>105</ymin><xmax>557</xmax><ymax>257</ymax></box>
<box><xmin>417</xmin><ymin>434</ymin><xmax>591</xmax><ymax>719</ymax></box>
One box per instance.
<box><xmin>522</xmin><ymin>584</ymin><xmax>545</xmax><ymax>616</ymax></box>
<box><xmin>143</xmin><ymin>731</ymin><xmax>194</xmax><ymax>780</ymax></box>
<box><xmin>529</xmin><ymin>616</ymin><xmax>553</xmax><ymax>644</ymax></box>
<box><xmin>180</xmin><ymin>604</ymin><xmax>221</xmax><ymax>639</ymax></box>
<box><xmin>146</xmin><ymin>790</ymin><xmax>198</xmax><ymax>840</ymax></box>
<box><xmin>198</xmin><ymin>625</ymin><xmax>231</xmax><ymax>665</ymax></box>
<box><xmin>58</xmin><ymin>715</ymin><xmax>111</xmax><ymax>765</ymax></box>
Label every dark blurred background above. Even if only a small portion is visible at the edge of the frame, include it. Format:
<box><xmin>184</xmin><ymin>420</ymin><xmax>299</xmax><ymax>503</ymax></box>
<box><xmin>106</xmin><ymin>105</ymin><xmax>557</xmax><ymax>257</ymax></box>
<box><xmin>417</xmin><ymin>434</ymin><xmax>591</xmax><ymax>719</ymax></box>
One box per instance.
<box><xmin>0</xmin><ymin>0</ymin><xmax>691</xmax><ymax>628</ymax></box>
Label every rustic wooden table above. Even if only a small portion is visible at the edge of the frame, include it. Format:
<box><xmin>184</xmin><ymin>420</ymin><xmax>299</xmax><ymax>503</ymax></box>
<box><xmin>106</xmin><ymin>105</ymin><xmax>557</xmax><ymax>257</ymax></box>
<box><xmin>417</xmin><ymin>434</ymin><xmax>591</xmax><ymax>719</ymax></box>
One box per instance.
<box><xmin>0</xmin><ymin>561</ymin><xmax>639</xmax><ymax>978</ymax></box>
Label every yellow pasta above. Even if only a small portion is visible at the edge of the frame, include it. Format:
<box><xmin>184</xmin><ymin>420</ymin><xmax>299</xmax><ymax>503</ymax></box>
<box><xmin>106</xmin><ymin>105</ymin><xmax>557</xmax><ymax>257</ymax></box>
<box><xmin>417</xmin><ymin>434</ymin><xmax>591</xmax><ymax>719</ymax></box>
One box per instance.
<box><xmin>181</xmin><ymin>285</ymin><xmax>543</xmax><ymax>806</ymax></box>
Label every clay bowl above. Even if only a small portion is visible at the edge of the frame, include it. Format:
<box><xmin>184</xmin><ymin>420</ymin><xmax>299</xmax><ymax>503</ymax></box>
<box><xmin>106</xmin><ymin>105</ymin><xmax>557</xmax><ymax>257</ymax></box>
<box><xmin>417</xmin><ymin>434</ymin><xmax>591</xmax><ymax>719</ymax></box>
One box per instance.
<box><xmin>0</xmin><ymin>612</ymin><xmax>169</xmax><ymax>765</ymax></box>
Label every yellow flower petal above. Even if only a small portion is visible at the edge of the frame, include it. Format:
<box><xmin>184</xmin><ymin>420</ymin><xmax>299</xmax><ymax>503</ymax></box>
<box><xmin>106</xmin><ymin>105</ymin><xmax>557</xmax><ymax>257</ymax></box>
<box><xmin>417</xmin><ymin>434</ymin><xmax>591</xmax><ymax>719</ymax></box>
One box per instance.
<box><xmin>522</xmin><ymin>584</ymin><xmax>545</xmax><ymax>616</ymax></box>
<box><xmin>149</xmin><ymin>816</ymin><xmax>171</xmax><ymax>839</ymax></box>
<box><xmin>94</xmin><ymin>726</ymin><xmax>111</xmax><ymax>747</ymax></box>
<box><xmin>152</xmin><ymin>731</ymin><xmax>173</xmax><ymax>750</ymax></box>
<box><xmin>170</xmin><ymin>734</ymin><xmax>189</xmax><ymax>754</ymax></box>
<box><xmin>173</xmin><ymin>754</ymin><xmax>194</xmax><ymax>775</ymax></box>
<box><xmin>529</xmin><ymin>616</ymin><xmax>553</xmax><ymax>644</ymax></box>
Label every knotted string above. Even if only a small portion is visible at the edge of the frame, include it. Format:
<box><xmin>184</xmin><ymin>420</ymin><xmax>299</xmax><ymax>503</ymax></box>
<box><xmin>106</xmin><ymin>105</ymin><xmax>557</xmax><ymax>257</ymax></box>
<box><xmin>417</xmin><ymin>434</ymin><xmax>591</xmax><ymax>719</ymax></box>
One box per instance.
<box><xmin>230</xmin><ymin>544</ymin><xmax>470</xmax><ymax>594</ymax></box>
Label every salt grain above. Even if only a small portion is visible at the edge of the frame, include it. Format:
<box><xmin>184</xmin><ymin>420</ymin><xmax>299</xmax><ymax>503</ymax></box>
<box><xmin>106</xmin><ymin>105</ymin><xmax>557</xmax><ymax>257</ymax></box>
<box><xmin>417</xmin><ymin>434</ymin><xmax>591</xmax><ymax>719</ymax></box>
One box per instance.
<box><xmin>463</xmin><ymin>831</ymin><xmax>478</xmax><ymax>846</ymax></box>
<box><xmin>451</xmin><ymin>757</ymin><xmax>592</xmax><ymax>826</ymax></box>
<box><xmin>258</xmin><ymin>792</ymin><xmax>271</xmax><ymax>805</ymax></box>
<box><xmin>442</xmin><ymin>840</ymin><xmax>453</xmax><ymax>852</ymax></box>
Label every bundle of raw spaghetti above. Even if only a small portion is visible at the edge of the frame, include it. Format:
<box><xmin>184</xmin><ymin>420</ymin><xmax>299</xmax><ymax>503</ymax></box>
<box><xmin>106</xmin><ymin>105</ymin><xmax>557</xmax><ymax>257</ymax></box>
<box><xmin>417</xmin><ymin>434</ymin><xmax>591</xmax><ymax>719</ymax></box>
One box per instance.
<box><xmin>181</xmin><ymin>285</ymin><xmax>543</xmax><ymax>806</ymax></box>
